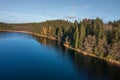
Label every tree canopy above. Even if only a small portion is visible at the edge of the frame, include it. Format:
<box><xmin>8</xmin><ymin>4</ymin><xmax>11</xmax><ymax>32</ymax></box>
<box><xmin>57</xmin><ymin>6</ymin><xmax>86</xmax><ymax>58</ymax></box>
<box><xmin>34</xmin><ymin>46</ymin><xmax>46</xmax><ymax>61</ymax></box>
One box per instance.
<box><xmin>0</xmin><ymin>18</ymin><xmax>120</xmax><ymax>61</ymax></box>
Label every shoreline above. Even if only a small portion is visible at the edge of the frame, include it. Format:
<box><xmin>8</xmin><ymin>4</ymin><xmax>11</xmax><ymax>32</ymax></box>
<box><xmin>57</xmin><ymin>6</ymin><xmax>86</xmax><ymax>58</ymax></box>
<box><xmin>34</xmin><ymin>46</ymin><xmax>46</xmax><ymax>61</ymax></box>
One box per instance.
<box><xmin>63</xmin><ymin>43</ymin><xmax>120</xmax><ymax>66</ymax></box>
<box><xmin>0</xmin><ymin>29</ymin><xmax>120</xmax><ymax>66</ymax></box>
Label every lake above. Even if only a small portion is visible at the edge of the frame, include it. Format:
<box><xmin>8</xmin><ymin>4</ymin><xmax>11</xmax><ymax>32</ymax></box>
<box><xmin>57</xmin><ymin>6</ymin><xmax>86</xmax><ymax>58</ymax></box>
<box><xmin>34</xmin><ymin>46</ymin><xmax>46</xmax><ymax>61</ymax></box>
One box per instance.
<box><xmin>0</xmin><ymin>32</ymin><xmax>120</xmax><ymax>80</ymax></box>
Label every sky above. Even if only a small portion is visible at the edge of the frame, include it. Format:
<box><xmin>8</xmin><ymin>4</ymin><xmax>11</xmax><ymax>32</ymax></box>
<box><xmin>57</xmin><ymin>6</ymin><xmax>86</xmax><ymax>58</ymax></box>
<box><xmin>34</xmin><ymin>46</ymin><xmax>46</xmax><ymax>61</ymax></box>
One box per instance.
<box><xmin>0</xmin><ymin>0</ymin><xmax>120</xmax><ymax>23</ymax></box>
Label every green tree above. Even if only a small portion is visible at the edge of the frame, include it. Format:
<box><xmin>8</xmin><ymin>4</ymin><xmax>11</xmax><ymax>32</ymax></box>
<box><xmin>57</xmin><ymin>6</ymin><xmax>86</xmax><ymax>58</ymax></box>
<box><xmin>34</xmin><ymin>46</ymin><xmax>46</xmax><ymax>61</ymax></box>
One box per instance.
<box><xmin>78</xmin><ymin>22</ymin><xmax>86</xmax><ymax>48</ymax></box>
<box><xmin>93</xmin><ymin>18</ymin><xmax>104</xmax><ymax>39</ymax></box>
<box><xmin>72</xmin><ymin>20</ymin><xmax>79</xmax><ymax>48</ymax></box>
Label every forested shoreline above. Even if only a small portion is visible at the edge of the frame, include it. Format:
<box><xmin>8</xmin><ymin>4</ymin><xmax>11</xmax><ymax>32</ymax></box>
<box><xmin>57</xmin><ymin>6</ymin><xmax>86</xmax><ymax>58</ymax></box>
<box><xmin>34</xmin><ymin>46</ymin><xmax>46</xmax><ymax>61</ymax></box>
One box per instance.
<box><xmin>0</xmin><ymin>18</ymin><xmax>120</xmax><ymax>63</ymax></box>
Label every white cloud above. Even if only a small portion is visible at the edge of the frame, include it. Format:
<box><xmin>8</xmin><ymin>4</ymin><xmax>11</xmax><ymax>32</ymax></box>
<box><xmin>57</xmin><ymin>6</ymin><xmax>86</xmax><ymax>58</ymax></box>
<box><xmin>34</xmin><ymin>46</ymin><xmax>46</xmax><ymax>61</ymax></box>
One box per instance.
<box><xmin>65</xmin><ymin>16</ymin><xmax>77</xmax><ymax>19</ymax></box>
<box><xmin>0</xmin><ymin>11</ymin><xmax>46</xmax><ymax>23</ymax></box>
<box><xmin>70</xmin><ymin>4</ymin><xmax>91</xmax><ymax>10</ymax></box>
<box><xmin>104</xmin><ymin>10</ymin><xmax>112</xmax><ymax>14</ymax></box>
<box><xmin>70</xmin><ymin>5</ymin><xmax>79</xmax><ymax>10</ymax></box>
<box><xmin>80</xmin><ymin>5</ymin><xmax>91</xmax><ymax>9</ymax></box>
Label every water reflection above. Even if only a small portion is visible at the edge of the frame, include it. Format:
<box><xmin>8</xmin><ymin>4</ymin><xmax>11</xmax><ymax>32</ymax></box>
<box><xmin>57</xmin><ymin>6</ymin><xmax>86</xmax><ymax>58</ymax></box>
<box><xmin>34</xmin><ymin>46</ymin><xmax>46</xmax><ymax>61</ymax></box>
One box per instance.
<box><xmin>0</xmin><ymin>31</ymin><xmax>34</xmax><ymax>40</ymax></box>
<box><xmin>0</xmin><ymin>32</ymin><xmax>120</xmax><ymax>80</ymax></box>
<box><xmin>33</xmin><ymin>34</ymin><xmax>120</xmax><ymax>80</ymax></box>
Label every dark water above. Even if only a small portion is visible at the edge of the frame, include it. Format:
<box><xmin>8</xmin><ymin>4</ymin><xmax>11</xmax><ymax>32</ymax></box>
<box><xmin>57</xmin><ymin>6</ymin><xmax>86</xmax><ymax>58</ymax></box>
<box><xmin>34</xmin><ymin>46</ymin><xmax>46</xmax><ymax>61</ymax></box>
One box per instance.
<box><xmin>0</xmin><ymin>32</ymin><xmax>120</xmax><ymax>80</ymax></box>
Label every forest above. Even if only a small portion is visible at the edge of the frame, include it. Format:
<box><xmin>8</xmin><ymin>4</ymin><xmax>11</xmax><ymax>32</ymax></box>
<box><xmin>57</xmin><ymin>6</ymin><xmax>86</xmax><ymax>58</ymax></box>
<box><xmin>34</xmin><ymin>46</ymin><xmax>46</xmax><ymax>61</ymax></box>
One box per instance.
<box><xmin>0</xmin><ymin>18</ymin><xmax>120</xmax><ymax>61</ymax></box>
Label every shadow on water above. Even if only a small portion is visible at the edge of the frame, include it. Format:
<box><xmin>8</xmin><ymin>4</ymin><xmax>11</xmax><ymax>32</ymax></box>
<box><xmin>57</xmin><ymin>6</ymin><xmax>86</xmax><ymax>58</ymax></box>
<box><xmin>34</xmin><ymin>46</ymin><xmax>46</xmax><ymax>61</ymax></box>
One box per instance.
<box><xmin>33</xmin><ymin>34</ymin><xmax>120</xmax><ymax>80</ymax></box>
<box><xmin>0</xmin><ymin>32</ymin><xmax>120</xmax><ymax>80</ymax></box>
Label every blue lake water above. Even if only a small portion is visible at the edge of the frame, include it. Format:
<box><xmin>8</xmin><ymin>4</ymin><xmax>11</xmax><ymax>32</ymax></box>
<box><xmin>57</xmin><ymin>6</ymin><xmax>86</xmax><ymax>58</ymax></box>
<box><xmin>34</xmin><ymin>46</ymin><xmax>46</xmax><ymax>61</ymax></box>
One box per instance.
<box><xmin>0</xmin><ymin>32</ymin><xmax>120</xmax><ymax>80</ymax></box>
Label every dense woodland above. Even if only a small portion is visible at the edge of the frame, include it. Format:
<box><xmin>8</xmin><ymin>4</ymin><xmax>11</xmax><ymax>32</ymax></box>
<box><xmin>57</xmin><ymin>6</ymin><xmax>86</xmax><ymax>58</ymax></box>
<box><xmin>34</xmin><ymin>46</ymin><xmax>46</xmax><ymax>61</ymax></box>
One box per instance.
<box><xmin>0</xmin><ymin>18</ymin><xmax>120</xmax><ymax>61</ymax></box>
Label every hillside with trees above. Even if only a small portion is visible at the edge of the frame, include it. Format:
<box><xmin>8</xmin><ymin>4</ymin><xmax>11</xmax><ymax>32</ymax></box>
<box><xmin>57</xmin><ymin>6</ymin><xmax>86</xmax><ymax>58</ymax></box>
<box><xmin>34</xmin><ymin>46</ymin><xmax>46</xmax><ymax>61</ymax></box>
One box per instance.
<box><xmin>0</xmin><ymin>18</ymin><xmax>120</xmax><ymax>62</ymax></box>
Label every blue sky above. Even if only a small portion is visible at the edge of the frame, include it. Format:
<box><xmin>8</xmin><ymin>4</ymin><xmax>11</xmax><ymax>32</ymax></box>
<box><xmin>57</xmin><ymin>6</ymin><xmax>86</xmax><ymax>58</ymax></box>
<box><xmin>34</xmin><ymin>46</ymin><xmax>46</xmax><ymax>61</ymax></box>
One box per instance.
<box><xmin>0</xmin><ymin>0</ymin><xmax>120</xmax><ymax>23</ymax></box>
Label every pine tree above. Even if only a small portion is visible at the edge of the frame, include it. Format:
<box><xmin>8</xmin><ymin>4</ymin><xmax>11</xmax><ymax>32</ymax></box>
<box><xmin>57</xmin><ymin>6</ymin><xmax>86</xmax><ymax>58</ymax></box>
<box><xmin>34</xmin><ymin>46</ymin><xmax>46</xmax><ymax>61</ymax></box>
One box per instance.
<box><xmin>115</xmin><ymin>29</ymin><xmax>120</xmax><ymax>42</ymax></box>
<box><xmin>95</xmin><ymin>18</ymin><xmax>104</xmax><ymax>39</ymax></box>
<box><xmin>78</xmin><ymin>22</ymin><xmax>86</xmax><ymax>48</ymax></box>
<box><xmin>72</xmin><ymin>20</ymin><xmax>79</xmax><ymax>48</ymax></box>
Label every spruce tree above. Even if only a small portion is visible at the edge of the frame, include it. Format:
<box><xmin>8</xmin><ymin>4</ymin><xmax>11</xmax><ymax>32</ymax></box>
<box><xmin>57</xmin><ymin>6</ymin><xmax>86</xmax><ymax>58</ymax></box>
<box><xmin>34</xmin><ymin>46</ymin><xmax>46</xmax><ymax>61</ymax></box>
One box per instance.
<box><xmin>72</xmin><ymin>20</ymin><xmax>79</xmax><ymax>48</ymax></box>
<box><xmin>78</xmin><ymin>22</ymin><xmax>86</xmax><ymax>48</ymax></box>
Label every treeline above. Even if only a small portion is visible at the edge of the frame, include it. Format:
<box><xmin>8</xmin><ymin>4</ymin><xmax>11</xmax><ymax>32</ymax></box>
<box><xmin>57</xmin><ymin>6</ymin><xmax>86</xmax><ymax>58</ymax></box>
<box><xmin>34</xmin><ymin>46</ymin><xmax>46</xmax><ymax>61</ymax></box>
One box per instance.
<box><xmin>0</xmin><ymin>22</ymin><xmax>14</xmax><ymax>30</ymax></box>
<box><xmin>0</xmin><ymin>18</ymin><xmax>120</xmax><ymax>61</ymax></box>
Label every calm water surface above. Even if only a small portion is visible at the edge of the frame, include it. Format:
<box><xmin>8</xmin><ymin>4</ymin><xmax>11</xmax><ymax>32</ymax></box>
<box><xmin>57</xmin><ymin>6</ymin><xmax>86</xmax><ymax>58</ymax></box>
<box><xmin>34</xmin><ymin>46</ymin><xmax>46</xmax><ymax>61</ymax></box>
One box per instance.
<box><xmin>0</xmin><ymin>32</ymin><xmax>120</xmax><ymax>80</ymax></box>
